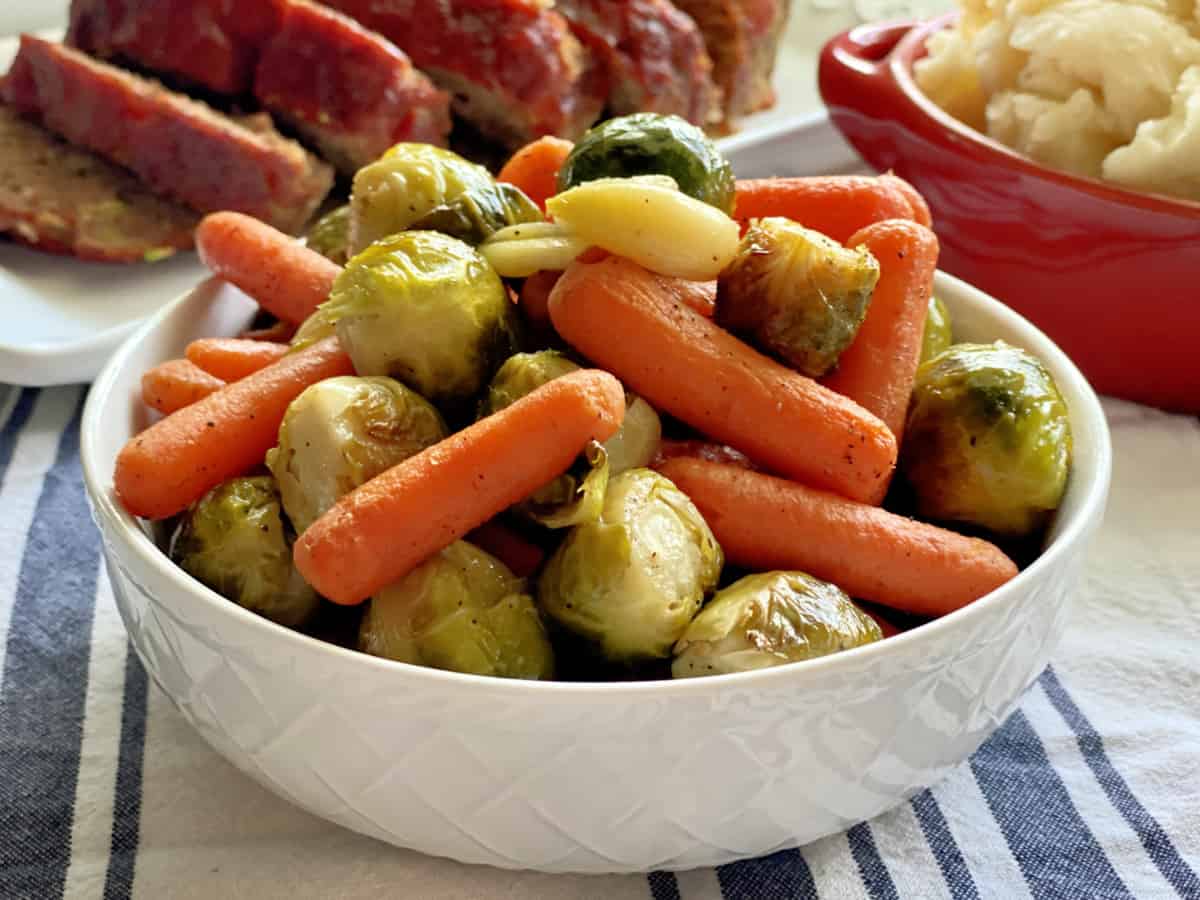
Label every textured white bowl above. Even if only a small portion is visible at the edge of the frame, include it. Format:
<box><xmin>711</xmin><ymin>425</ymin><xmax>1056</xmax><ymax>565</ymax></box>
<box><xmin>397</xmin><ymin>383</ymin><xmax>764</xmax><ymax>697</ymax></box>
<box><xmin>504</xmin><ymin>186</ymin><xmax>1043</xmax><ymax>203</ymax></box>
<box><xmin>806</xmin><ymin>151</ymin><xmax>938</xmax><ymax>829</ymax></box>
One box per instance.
<box><xmin>80</xmin><ymin>271</ymin><xmax>1111</xmax><ymax>874</ymax></box>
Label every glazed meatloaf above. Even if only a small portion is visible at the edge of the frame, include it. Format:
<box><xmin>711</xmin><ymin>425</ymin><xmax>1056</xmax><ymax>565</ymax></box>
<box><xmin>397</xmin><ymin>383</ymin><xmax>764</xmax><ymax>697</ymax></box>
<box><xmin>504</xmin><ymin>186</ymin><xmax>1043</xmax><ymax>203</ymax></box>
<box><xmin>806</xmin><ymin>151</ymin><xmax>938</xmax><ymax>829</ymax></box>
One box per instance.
<box><xmin>556</xmin><ymin>0</ymin><xmax>722</xmax><ymax>127</ymax></box>
<box><xmin>321</xmin><ymin>0</ymin><xmax>606</xmax><ymax>148</ymax></box>
<box><xmin>254</xmin><ymin>0</ymin><xmax>452</xmax><ymax>174</ymax></box>
<box><xmin>66</xmin><ymin>0</ymin><xmax>286</xmax><ymax>96</ymax></box>
<box><xmin>3</xmin><ymin>36</ymin><xmax>334</xmax><ymax>234</ymax></box>
<box><xmin>0</xmin><ymin>104</ymin><xmax>196</xmax><ymax>262</ymax></box>
<box><xmin>671</xmin><ymin>0</ymin><xmax>790</xmax><ymax>121</ymax></box>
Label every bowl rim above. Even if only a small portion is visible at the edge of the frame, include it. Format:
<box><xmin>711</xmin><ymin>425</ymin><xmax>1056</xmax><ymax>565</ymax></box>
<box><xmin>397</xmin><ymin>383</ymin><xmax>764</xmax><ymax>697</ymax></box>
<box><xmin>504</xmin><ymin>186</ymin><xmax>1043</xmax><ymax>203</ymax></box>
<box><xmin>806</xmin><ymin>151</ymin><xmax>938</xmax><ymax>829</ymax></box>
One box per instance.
<box><xmin>80</xmin><ymin>270</ymin><xmax>1112</xmax><ymax>701</ymax></box>
<box><xmin>884</xmin><ymin>13</ymin><xmax>1200</xmax><ymax>216</ymax></box>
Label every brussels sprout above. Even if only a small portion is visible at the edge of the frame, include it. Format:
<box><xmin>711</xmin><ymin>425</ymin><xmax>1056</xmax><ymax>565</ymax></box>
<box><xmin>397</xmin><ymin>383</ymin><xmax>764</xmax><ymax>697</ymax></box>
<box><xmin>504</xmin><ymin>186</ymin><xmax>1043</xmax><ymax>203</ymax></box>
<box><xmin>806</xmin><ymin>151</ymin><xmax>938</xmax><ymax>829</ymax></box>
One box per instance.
<box><xmin>671</xmin><ymin>571</ymin><xmax>883</xmax><ymax>678</ymax></box>
<box><xmin>359</xmin><ymin>541</ymin><xmax>554</xmax><ymax>679</ymax></box>
<box><xmin>306</xmin><ymin>204</ymin><xmax>352</xmax><ymax>265</ymax></box>
<box><xmin>920</xmin><ymin>295</ymin><xmax>953</xmax><ymax>364</ymax></box>
<box><xmin>716</xmin><ymin>218</ymin><xmax>880</xmax><ymax>377</ymax></box>
<box><xmin>538</xmin><ymin>468</ymin><xmax>723</xmax><ymax>662</ymax></box>
<box><xmin>558</xmin><ymin>113</ymin><xmax>736</xmax><ymax>213</ymax></box>
<box><xmin>311</xmin><ymin>230</ymin><xmax>519</xmax><ymax>409</ymax></box>
<box><xmin>266</xmin><ymin>376</ymin><xmax>446</xmax><ymax>533</ymax></box>
<box><xmin>901</xmin><ymin>341</ymin><xmax>1072</xmax><ymax>537</ymax></box>
<box><xmin>480</xmin><ymin>351</ymin><xmax>582</xmax><ymax>417</ymax></box>
<box><xmin>170</xmin><ymin>477</ymin><xmax>320</xmax><ymax>628</ymax></box>
<box><xmin>600</xmin><ymin>395</ymin><xmax>662</xmax><ymax>475</ymax></box>
<box><xmin>350</xmin><ymin>143</ymin><xmax>540</xmax><ymax>253</ymax></box>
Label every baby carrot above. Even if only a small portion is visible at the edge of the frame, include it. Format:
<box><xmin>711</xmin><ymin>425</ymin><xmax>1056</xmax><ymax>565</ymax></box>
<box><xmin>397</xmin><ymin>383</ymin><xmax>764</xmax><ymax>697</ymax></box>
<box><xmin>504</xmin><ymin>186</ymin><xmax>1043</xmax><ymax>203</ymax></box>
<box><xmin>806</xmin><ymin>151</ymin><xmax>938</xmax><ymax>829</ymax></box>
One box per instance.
<box><xmin>114</xmin><ymin>337</ymin><xmax>354</xmax><ymax>521</ymax></box>
<box><xmin>186</xmin><ymin>338</ymin><xmax>290</xmax><ymax>382</ymax></box>
<box><xmin>497</xmin><ymin>136</ymin><xmax>574</xmax><ymax>210</ymax></box>
<box><xmin>519</xmin><ymin>270</ymin><xmax>560</xmax><ymax>334</ymax></box>
<box><xmin>195</xmin><ymin>211</ymin><xmax>341</xmax><ymax>324</ymax></box>
<box><xmin>733</xmin><ymin>175</ymin><xmax>918</xmax><ymax>244</ymax></box>
<box><xmin>141</xmin><ymin>359</ymin><xmax>225</xmax><ymax>415</ymax></box>
<box><xmin>295</xmin><ymin>369</ymin><xmax>625</xmax><ymax>605</ymax></box>
<box><xmin>659</xmin><ymin>457</ymin><xmax>1019</xmax><ymax>618</ymax></box>
<box><xmin>666</xmin><ymin>278</ymin><xmax>717</xmax><ymax>319</ymax></box>
<box><xmin>468</xmin><ymin>520</ymin><xmax>547</xmax><ymax>578</ymax></box>
<box><xmin>823</xmin><ymin>219</ymin><xmax>940</xmax><ymax>453</ymax></box>
<box><xmin>239</xmin><ymin>319</ymin><xmax>299</xmax><ymax>343</ymax></box>
<box><xmin>879</xmin><ymin>173</ymin><xmax>932</xmax><ymax>227</ymax></box>
<box><xmin>651</xmin><ymin>439</ymin><xmax>757</xmax><ymax>472</ymax></box>
<box><xmin>549</xmin><ymin>255</ymin><xmax>897</xmax><ymax>504</ymax></box>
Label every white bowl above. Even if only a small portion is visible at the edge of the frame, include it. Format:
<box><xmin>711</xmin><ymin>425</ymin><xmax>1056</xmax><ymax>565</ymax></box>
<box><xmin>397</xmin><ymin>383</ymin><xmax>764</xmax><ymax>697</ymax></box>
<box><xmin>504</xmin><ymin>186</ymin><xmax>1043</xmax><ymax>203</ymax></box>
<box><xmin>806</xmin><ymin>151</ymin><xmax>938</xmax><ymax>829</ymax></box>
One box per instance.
<box><xmin>80</xmin><ymin>271</ymin><xmax>1111</xmax><ymax>874</ymax></box>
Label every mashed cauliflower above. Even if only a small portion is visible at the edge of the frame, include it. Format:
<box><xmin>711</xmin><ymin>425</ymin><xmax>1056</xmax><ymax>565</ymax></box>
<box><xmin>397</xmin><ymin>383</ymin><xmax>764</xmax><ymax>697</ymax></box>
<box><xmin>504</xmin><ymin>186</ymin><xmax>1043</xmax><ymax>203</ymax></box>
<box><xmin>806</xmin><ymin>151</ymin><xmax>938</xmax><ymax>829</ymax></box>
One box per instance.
<box><xmin>914</xmin><ymin>0</ymin><xmax>1200</xmax><ymax>202</ymax></box>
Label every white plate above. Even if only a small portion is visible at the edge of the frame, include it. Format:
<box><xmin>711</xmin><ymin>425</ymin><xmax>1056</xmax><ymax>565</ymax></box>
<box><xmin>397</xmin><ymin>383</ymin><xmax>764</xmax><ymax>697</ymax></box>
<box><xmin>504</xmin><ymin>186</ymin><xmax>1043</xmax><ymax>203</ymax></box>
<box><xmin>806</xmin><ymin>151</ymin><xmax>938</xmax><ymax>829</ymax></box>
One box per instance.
<box><xmin>0</xmin><ymin>5</ymin><xmax>870</xmax><ymax>387</ymax></box>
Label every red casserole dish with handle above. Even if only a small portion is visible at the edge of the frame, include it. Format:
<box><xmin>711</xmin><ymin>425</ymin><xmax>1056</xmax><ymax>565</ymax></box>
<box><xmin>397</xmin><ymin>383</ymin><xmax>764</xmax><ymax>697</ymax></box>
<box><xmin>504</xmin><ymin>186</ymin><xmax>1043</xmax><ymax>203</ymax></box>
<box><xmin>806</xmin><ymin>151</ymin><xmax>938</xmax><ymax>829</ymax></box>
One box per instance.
<box><xmin>818</xmin><ymin>17</ymin><xmax>1200</xmax><ymax>413</ymax></box>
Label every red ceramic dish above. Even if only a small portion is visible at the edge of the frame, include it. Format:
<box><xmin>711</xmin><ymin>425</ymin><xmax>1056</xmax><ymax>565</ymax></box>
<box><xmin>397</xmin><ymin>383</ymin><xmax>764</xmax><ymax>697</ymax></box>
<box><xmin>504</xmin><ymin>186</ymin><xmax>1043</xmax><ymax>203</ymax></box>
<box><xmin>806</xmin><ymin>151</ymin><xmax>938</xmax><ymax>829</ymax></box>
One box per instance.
<box><xmin>818</xmin><ymin>17</ymin><xmax>1200</xmax><ymax>413</ymax></box>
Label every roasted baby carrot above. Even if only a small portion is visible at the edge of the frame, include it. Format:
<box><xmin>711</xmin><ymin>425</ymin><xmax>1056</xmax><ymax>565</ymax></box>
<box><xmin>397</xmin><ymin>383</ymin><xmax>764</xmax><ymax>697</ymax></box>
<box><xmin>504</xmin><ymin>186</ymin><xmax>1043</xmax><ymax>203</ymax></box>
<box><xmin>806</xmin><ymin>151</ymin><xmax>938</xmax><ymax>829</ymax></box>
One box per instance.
<box><xmin>295</xmin><ymin>369</ymin><xmax>625</xmax><ymax>605</ymax></box>
<box><xmin>823</xmin><ymin>219</ymin><xmax>940</xmax><ymax>452</ymax></box>
<box><xmin>185</xmin><ymin>338</ymin><xmax>290</xmax><ymax>382</ymax></box>
<box><xmin>880</xmin><ymin>173</ymin><xmax>932</xmax><ymax>227</ymax></box>
<box><xmin>497</xmin><ymin>136</ymin><xmax>574</xmax><ymax>210</ymax></box>
<box><xmin>519</xmin><ymin>270</ymin><xmax>560</xmax><ymax>334</ymax></box>
<box><xmin>732</xmin><ymin>175</ymin><xmax>918</xmax><ymax>244</ymax></box>
<box><xmin>468</xmin><ymin>520</ymin><xmax>547</xmax><ymax>578</ymax></box>
<box><xmin>548</xmin><ymin>255</ymin><xmax>897</xmax><ymax>504</ymax></box>
<box><xmin>666</xmin><ymin>278</ymin><xmax>717</xmax><ymax>319</ymax></box>
<box><xmin>141</xmin><ymin>359</ymin><xmax>225</xmax><ymax>415</ymax></box>
<box><xmin>115</xmin><ymin>337</ymin><xmax>354</xmax><ymax>520</ymax></box>
<box><xmin>196</xmin><ymin>211</ymin><xmax>341</xmax><ymax>324</ymax></box>
<box><xmin>650</xmin><ymin>439</ymin><xmax>757</xmax><ymax>472</ymax></box>
<box><xmin>659</xmin><ymin>457</ymin><xmax>1019</xmax><ymax>618</ymax></box>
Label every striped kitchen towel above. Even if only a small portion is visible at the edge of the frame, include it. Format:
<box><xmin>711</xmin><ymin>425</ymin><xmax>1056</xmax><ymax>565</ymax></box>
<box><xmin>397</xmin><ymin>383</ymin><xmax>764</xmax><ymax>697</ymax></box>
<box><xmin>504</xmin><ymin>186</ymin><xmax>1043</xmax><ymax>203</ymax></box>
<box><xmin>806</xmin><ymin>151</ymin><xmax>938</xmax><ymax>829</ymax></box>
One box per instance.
<box><xmin>0</xmin><ymin>384</ymin><xmax>1195</xmax><ymax>900</ymax></box>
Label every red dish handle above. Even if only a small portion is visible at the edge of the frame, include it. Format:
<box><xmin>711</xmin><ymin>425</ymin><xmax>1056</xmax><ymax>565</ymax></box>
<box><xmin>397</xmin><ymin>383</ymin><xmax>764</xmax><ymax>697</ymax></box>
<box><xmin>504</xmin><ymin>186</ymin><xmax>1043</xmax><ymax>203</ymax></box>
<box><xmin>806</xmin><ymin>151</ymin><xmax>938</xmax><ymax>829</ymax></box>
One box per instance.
<box><xmin>818</xmin><ymin>21</ymin><xmax>916</xmax><ymax>118</ymax></box>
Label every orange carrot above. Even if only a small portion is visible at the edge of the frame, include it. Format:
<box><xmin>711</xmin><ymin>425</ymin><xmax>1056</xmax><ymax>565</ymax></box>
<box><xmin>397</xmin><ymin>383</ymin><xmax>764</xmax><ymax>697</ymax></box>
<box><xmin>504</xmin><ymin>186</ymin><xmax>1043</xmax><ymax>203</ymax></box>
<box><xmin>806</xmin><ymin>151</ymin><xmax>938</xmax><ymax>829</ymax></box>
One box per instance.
<box><xmin>468</xmin><ymin>520</ymin><xmax>546</xmax><ymax>578</ymax></box>
<box><xmin>651</xmin><ymin>439</ymin><xmax>757</xmax><ymax>472</ymax></box>
<box><xmin>115</xmin><ymin>337</ymin><xmax>354</xmax><ymax>521</ymax></box>
<box><xmin>519</xmin><ymin>270</ymin><xmax>560</xmax><ymax>334</ymax></box>
<box><xmin>497</xmin><ymin>136</ymin><xmax>574</xmax><ymax>210</ymax></box>
<box><xmin>295</xmin><ymin>370</ymin><xmax>625</xmax><ymax>605</ymax></box>
<box><xmin>880</xmin><ymin>173</ymin><xmax>932</xmax><ymax>227</ymax></box>
<box><xmin>823</xmin><ymin>219</ymin><xmax>939</xmax><ymax>454</ymax></box>
<box><xmin>549</xmin><ymin>255</ymin><xmax>897</xmax><ymax>504</ymax></box>
<box><xmin>659</xmin><ymin>457</ymin><xmax>1019</xmax><ymax>618</ymax></box>
<box><xmin>733</xmin><ymin>175</ymin><xmax>918</xmax><ymax>244</ymax></box>
<box><xmin>141</xmin><ymin>359</ymin><xmax>225</xmax><ymax>415</ymax></box>
<box><xmin>186</xmin><ymin>338</ymin><xmax>290</xmax><ymax>382</ymax></box>
<box><xmin>196</xmin><ymin>211</ymin><xmax>341</xmax><ymax>324</ymax></box>
<box><xmin>239</xmin><ymin>319</ymin><xmax>299</xmax><ymax>343</ymax></box>
<box><xmin>666</xmin><ymin>279</ymin><xmax>717</xmax><ymax>319</ymax></box>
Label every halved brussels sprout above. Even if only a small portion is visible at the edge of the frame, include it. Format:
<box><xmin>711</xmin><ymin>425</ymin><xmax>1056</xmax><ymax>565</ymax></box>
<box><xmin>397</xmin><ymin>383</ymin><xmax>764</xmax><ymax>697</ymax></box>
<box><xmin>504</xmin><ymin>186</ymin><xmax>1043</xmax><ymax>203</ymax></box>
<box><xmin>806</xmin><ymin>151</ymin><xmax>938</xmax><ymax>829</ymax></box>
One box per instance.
<box><xmin>305</xmin><ymin>204</ymin><xmax>351</xmax><ymax>265</ymax></box>
<box><xmin>537</xmin><ymin>468</ymin><xmax>723</xmax><ymax>663</ymax></box>
<box><xmin>266</xmin><ymin>376</ymin><xmax>447</xmax><ymax>534</ymax></box>
<box><xmin>358</xmin><ymin>541</ymin><xmax>555</xmax><ymax>679</ymax></box>
<box><xmin>716</xmin><ymin>218</ymin><xmax>880</xmax><ymax>377</ymax></box>
<box><xmin>921</xmin><ymin>294</ymin><xmax>953</xmax><ymax>364</ymax></box>
<box><xmin>902</xmin><ymin>341</ymin><xmax>1073</xmax><ymax>537</ymax></box>
<box><xmin>170</xmin><ymin>476</ymin><xmax>320</xmax><ymax>628</ymax></box>
<box><xmin>350</xmin><ymin>143</ymin><xmax>541</xmax><ymax>253</ymax></box>
<box><xmin>311</xmin><ymin>230</ymin><xmax>519</xmax><ymax>410</ymax></box>
<box><xmin>557</xmin><ymin>113</ymin><xmax>736</xmax><ymax>213</ymax></box>
<box><xmin>671</xmin><ymin>571</ymin><xmax>883</xmax><ymax>678</ymax></box>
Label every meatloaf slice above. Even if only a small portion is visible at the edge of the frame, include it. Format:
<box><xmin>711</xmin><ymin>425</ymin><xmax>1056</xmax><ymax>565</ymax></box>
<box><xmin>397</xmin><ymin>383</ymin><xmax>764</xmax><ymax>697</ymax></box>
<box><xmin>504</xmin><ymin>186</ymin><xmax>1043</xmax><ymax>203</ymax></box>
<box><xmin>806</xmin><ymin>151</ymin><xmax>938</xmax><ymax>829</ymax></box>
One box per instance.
<box><xmin>254</xmin><ymin>0</ymin><xmax>451</xmax><ymax>175</ymax></box>
<box><xmin>3</xmin><ymin>36</ymin><xmax>334</xmax><ymax>234</ymax></box>
<box><xmin>66</xmin><ymin>0</ymin><xmax>286</xmax><ymax>96</ymax></box>
<box><xmin>670</xmin><ymin>0</ymin><xmax>790</xmax><ymax>122</ymax></box>
<box><xmin>0</xmin><ymin>104</ymin><xmax>196</xmax><ymax>263</ymax></box>
<box><xmin>555</xmin><ymin>0</ymin><xmax>722</xmax><ymax>127</ymax></box>
<box><xmin>321</xmin><ymin>0</ymin><xmax>606</xmax><ymax>149</ymax></box>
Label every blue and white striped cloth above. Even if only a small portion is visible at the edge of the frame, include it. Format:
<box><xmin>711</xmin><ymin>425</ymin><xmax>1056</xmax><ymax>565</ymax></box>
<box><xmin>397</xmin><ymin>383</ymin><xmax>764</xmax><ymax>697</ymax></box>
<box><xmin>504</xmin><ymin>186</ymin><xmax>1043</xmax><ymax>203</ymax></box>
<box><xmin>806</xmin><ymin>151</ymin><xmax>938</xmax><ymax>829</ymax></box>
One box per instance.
<box><xmin>0</xmin><ymin>383</ymin><xmax>1196</xmax><ymax>900</ymax></box>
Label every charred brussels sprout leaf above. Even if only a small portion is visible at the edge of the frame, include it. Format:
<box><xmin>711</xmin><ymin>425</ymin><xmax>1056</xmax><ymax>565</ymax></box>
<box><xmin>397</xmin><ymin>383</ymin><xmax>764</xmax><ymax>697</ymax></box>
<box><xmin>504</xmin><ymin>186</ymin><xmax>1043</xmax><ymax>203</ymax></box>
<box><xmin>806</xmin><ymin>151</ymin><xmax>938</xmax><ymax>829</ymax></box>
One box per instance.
<box><xmin>902</xmin><ymin>341</ymin><xmax>1072</xmax><ymax>537</ymax></box>
<box><xmin>358</xmin><ymin>541</ymin><xmax>554</xmax><ymax>679</ymax></box>
<box><xmin>671</xmin><ymin>571</ymin><xmax>882</xmax><ymax>678</ymax></box>
<box><xmin>305</xmin><ymin>204</ymin><xmax>351</xmax><ymax>265</ymax></box>
<box><xmin>409</xmin><ymin>182</ymin><xmax>544</xmax><ymax>246</ymax></box>
<box><xmin>920</xmin><ymin>294</ymin><xmax>953</xmax><ymax>364</ymax></box>
<box><xmin>717</xmin><ymin>218</ymin><xmax>880</xmax><ymax>377</ymax></box>
<box><xmin>266</xmin><ymin>376</ymin><xmax>446</xmax><ymax>534</ymax></box>
<box><xmin>537</xmin><ymin>468</ymin><xmax>723</xmax><ymax>663</ymax></box>
<box><xmin>170</xmin><ymin>476</ymin><xmax>320</xmax><ymax>628</ymax></box>
<box><xmin>557</xmin><ymin>113</ymin><xmax>735</xmax><ymax>213</ymax></box>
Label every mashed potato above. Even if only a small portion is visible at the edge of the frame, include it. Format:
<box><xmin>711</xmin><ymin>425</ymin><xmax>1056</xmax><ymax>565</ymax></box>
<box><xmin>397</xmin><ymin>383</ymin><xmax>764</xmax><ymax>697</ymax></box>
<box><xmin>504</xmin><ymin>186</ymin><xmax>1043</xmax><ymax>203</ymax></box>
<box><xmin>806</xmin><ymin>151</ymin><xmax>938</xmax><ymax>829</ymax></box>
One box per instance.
<box><xmin>914</xmin><ymin>0</ymin><xmax>1200</xmax><ymax>201</ymax></box>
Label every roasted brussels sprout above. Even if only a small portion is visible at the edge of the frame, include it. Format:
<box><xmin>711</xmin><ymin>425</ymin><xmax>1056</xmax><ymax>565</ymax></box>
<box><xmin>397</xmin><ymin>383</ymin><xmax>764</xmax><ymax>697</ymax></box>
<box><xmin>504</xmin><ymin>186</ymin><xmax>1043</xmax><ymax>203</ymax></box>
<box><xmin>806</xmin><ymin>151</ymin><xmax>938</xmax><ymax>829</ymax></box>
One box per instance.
<box><xmin>359</xmin><ymin>541</ymin><xmax>554</xmax><ymax>679</ymax></box>
<box><xmin>480</xmin><ymin>350</ymin><xmax>582</xmax><ymax>417</ymax></box>
<box><xmin>902</xmin><ymin>341</ymin><xmax>1072</xmax><ymax>537</ymax></box>
<box><xmin>558</xmin><ymin>113</ymin><xmax>736</xmax><ymax>213</ymax></box>
<box><xmin>716</xmin><ymin>218</ymin><xmax>880</xmax><ymax>377</ymax></box>
<box><xmin>671</xmin><ymin>571</ymin><xmax>882</xmax><ymax>678</ymax></box>
<box><xmin>350</xmin><ymin>143</ymin><xmax>541</xmax><ymax>253</ymax></box>
<box><xmin>921</xmin><ymin>294</ymin><xmax>953</xmax><ymax>364</ymax></box>
<box><xmin>312</xmin><ymin>230</ymin><xmax>520</xmax><ymax>409</ymax></box>
<box><xmin>266</xmin><ymin>376</ymin><xmax>446</xmax><ymax>533</ymax></box>
<box><xmin>170</xmin><ymin>476</ymin><xmax>320</xmax><ymax>628</ymax></box>
<box><xmin>538</xmin><ymin>468</ymin><xmax>723</xmax><ymax>662</ymax></box>
<box><xmin>305</xmin><ymin>204</ymin><xmax>351</xmax><ymax>265</ymax></box>
<box><xmin>601</xmin><ymin>395</ymin><xmax>662</xmax><ymax>474</ymax></box>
